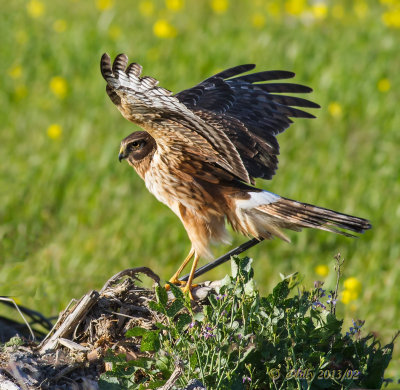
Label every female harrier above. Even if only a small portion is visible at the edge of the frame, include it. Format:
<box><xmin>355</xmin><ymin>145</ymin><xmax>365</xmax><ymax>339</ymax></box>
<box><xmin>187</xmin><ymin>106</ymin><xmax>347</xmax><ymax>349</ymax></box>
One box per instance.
<box><xmin>100</xmin><ymin>53</ymin><xmax>371</xmax><ymax>298</ymax></box>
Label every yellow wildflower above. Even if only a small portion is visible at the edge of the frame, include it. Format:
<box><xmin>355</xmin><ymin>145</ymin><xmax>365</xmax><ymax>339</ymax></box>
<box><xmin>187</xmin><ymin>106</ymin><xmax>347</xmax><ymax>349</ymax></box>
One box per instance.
<box><xmin>47</xmin><ymin>124</ymin><xmax>62</xmax><ymax>140</ymax></box>
<box><xmin>252</xmin><ymin>13</ymin><xmax>266</xmax><ymax>28</ymax></box>
<box><xmin>328</xmin><ymin>102</ymin><xmax>343</xmax><ymax>118</ymax></box>
<box><xmin>341</xmin><ymin>289</ymin><xmax>359</xmax><ymax>304</ymax></box>
<box><xmin>153</xmin><ymin>19</ymin><xmax>177</xmax><ymax>38</ymax></box>
<box><xmin>343</xmin><ymin>277</ymin><xmax>362</xmax><ymax>294</ymax></box>
<box><xmin>9</xmin><ymin>65</ymin><xmax>22</xmax><ymax>80</ymax></box>
<box><xmin>211</xmin><ymin>0</ymin><xmax>228</xmax><ymax>14</ymax></box>
<box><xmin>285</xmin><ymin>0</ymin><xmax>306</xmax><ymax>16</ymax></box>
<box><xmin>108</xmin><ymin>25</ymin><xmax>122</xmax><ymax>39</ymax></box>
<box><xmin>382</xmin><ymin>9</ymin><xmax>400</xmax><ymax>28</ymax></box>
<box><xmin>332</xmin><ymin>4</ymin><xmax>344</xmax><ymax>19</ymax></box>
<box><xmin>27</xmin><ymin>0</ymin><xmax>44</xmax><ymax>18</ymax></box>
<box><xmin>50</xmin><ymin>76</ymin><xmax>68</xmax><ymax>99</ymax></box>
<box><xmin>314</xmin><ymin>265</ymin><xmax>329</xmax><ymax>278</ymax></box>
<box><xmin>53</xmin><ymin>19</ymin><xmax>67</xmax><ymax>33</ymax></box>
<box><xmin>311</xmin><ymin>3</ymin><xmax>328</xmax><ymax>20</ymax></box>
<box><xmin>166</xmin><ymin>0</ymin><xmax>184</xmax><ymax>12</ymax></box>
<box><xmin>377</xmin><ymin>78</ymin><xmax>391</xmax><ymax>92</ymax></box>
<box><xmin>96</xmin><ymin>0</ymin><xmax>114</xmax><ymax>11</ymax></box>
<box><xmin>341</xmin><ymin>290</ymin><xmax>352</xmax><ymax>304</ymax></box>
<box><xmin>139</xmin><ymin>0</ymin><xmax>154</xmax><ymax>16</ymax></box>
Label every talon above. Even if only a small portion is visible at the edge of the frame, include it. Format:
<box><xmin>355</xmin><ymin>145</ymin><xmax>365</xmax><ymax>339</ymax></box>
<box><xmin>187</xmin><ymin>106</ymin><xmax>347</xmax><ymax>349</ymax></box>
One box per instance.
<box><xmin>165</xmin><ymin>280</ymin><xmax>186</xmax><ymax>290</ymax></box>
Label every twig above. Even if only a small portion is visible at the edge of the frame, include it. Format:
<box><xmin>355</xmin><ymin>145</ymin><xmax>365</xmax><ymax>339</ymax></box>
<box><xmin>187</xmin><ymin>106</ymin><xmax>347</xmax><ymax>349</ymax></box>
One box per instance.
<box><xmin>157</xmin><ymin>360</ymin><xmax>184</xmax><ymax>390</ymax></box>
<box><xmin>0</xmin><ymin>297</ymin><xmax>35</xmax><ymax>341</ymax></box>
<box><xmin>38</xmin><ymin>291</ymin><xmax>99</xmax><ymax>354</ymax></box>
<box><xmin>100</xmin><ymin>267</ymin><xmax>160</xmax><ymax>293</ymax></box>
<box><xmin>331</xmin><ymin>253</ymin><xmax>344</xmax><ymax>315</ymax></box>
<box><xmin>8</xmin><ymin>362</ymin><xmax>29</xmax><ymax>390</ymax></box>
<box><xmin>180</xmin><ymin>238</ymin><xmax>263</xmax><ymax>282</ymax></box>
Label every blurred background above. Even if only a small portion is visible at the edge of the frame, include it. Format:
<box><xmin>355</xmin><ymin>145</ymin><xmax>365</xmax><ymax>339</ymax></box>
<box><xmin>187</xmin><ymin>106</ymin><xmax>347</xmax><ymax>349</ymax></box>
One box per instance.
<box><xmin>1</xmin><ymin>0</ymin><xmax>399</xmax><ymax>379</ymax></box>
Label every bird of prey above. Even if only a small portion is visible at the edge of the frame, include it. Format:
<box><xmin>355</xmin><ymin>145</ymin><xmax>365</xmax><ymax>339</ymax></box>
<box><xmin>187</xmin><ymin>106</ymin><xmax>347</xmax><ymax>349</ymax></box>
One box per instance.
<box><xmin>100</xmin><ymin>53</ymin><xmax>371</xmax><ymax>298</ymax></box>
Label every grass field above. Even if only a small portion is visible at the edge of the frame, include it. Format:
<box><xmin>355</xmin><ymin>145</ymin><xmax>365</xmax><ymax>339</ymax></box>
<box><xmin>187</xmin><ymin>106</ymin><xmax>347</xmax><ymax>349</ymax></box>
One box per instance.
<box><xmin>2</xmin><ymin>0</ymin><xmax>400</xmax><ymax>381</ymax></box>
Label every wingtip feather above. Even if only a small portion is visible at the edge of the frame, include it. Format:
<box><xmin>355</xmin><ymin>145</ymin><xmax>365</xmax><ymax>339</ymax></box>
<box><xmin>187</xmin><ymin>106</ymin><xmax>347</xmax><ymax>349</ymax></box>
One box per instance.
<box><xmin>100</xmin><ymin>53</ymin><xmax>113</xmax><ymax>80</ymax></box>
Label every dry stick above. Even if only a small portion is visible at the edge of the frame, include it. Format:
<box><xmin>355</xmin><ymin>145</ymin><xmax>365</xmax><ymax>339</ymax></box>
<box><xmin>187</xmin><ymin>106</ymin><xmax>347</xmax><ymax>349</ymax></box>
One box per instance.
<box><xmin>179</xmin><ymin>238</ymin><xmax>264</xmax><ymax>282</ymax></box>
<box><xmin>39</xmin><ymin>290</ymin><xmax>99</xmax><ymax>354</ymax></box>
<box><xmin>157</xmin><ymin>360</ymin><xmax>184</xmax><ymax>390</ymax></box>
<box><xmin>0</xmin><ymin>297</ymin><xmax>35</xmax><ymax>341</ymax></box>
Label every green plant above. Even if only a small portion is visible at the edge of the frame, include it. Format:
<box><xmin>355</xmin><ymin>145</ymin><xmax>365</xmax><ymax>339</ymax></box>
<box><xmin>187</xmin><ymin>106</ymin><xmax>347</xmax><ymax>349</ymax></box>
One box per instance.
<box><xmin>99</xmin><ymin>256</ymin><xmax>397</xmax><ymax>389</ymax></box>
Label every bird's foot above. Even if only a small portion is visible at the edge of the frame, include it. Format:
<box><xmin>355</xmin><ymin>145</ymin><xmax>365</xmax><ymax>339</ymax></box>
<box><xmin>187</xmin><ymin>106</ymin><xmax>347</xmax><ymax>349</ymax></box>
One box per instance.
<box><xmin>164</xmin><ymin>280</ymin><xmax>198</xmax><ymax>299</ymax></box>
<box><xmin>164</xmin><ymin>279</ymin><xmax>186</xmax><ymax>290</ymax></box>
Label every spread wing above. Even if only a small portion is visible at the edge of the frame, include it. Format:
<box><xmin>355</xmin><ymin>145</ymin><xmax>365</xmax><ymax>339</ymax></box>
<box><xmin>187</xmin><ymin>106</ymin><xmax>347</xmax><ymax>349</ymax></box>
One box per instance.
<box><xmin>100</xmin><ymin>53</ymin><xmax>250</xmax><ymax>184</ymax></box>
<box><xmin>175</xmin><ymin>64</ymin><xmax>320</xmax><ymax>180</ymax></box>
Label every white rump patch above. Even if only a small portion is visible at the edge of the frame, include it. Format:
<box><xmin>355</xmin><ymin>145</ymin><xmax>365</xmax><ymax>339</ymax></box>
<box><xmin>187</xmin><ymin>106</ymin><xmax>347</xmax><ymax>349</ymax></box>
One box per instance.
<box><xmin>236</xmin><ymin>191</ymin><xmax>280</xmax><ymax>210</ymax></box>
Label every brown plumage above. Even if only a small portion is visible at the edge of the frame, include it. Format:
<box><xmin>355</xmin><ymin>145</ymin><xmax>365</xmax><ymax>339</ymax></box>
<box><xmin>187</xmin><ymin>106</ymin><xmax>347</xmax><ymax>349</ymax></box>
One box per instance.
<box><xmin>101</xmin><ymin>53</ymin><xmax>371</xmax><ymax>298</ymax></box>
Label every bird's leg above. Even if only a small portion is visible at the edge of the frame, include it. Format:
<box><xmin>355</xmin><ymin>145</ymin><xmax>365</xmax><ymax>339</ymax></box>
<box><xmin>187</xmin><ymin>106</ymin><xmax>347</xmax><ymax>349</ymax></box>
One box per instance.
<box><xmin>166</xmin><ymin>247</ymin><xmax>195</xmax><ymax>286</ymax></box>
<box><xmin>182</xmin><ymin>252</ymin><xmax>200</xmax><ymax>300</ymax></box>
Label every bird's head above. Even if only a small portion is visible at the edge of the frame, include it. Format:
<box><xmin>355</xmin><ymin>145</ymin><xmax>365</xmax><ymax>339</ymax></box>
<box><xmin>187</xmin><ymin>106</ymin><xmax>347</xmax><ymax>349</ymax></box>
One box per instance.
<box><xmin>118</xmin><ymin>131</ymin><xmax>157</xmax><ymax>167</ymax></box>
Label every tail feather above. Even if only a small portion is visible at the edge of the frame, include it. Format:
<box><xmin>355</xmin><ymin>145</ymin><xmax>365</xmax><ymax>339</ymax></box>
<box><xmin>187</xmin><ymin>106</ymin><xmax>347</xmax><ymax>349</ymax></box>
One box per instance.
<box><xmin>257</xmin><ymin>197</ymin><xmax>371</xmax><ymax>237</ymax></box>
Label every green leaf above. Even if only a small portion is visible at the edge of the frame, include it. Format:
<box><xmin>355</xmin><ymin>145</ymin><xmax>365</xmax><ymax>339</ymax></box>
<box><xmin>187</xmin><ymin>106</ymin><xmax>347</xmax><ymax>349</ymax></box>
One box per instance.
<box><xmin>98</xmin><ymin>375</ymin><xmax>121</xmax><ymax>390</ymax></box>
<box><xmin>125</xmin><ymin>327</ymin><xmax>149</xmax><ymax>338</ymax></box>
<box><xmin>146</xmin><ymin>380</ymin><xmax>168</xmax><ymax>389</ymax></box>
<box><xmin>189</xmin><ymin>351</ymin><xmax>198</xmax><ymax>367</ymax></box>
<box><xmin>148</xmin><ymin>300</ymin><xmax>162</xmax><ymax>312</ymax></box>
<box><xmin>155</xmin><ymin>285</ymin><xmax>168</xmax><ymax>308</ymax></box>
<box><xmin>103</xmin><ymin>350</ymin><xmax>126</xmax><ymax>363</ymax></box>
<box><xmin>155</xmin><ymin>322</ymin><xmax>168</xmax><ymax>330</ymax></box>
<box><xmin>166</xmin><ymin>299</ymin><xmax>184</xmax><ymax>318</ymax></box>
<box><xmin>168</xmin><ymin>282</ymin><xmax>185</xmax><ymax>301</ymax></box>
<box><xmin>240</xmin><ymin>256</ymin><xmax>253</xmax><ymax>273</ymax></box>
<box><xmin>244</xmin><ymin>279</ymin><xmax>255</xmax><ymax>296</ymax></box>
<box><xmin>176</xmin><ymin>313</ymin><xmax>192</xmax><ymax>333</ymax></box>
<box><xmin>141</xmin><ymin>331</ymin><xmax>160</xmax><ymax>352</ymax></box>
<box><xmin>231</xmin><ymin>257</ymin><xmax>239</xmax><ymax>278</ymax></box>
<box><xmin>220</xmin><ymin>274</ymin><xmax>232</xmax><ymax>288</ymax></box>
<box><xmin>208</xmin><ymin>293</ymin><xmax>218</xmax><ymax>308</ymax></box>
<box><xmin>193</xmin><ymin>312</ymin><xmax>205</xmax><ymax>322</ymax></box>
<box><xmin>272</xmin><ymin>279</ymin><xmax>290</xmax><ymax>301</ymax></box>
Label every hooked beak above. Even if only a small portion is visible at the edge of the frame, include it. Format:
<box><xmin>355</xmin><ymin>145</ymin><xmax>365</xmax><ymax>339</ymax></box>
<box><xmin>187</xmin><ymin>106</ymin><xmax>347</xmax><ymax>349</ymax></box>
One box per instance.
<box><xmin>118</xmin><ymin>145</ymin><xmax>127</xmax><ymax>162</ymax></box>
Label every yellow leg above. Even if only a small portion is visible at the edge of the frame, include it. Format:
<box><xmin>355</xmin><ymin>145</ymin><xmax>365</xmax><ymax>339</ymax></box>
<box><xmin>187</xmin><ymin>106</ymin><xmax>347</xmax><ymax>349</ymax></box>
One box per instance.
<box><xmin>167</xmin><ymin>247</ymin><xmax>195</xmax><ymax>285</ymax></box>
<box><xmin>182</xmin><ymin>253</ymin><xmax>200</xmax><ymax>300</ymax></box>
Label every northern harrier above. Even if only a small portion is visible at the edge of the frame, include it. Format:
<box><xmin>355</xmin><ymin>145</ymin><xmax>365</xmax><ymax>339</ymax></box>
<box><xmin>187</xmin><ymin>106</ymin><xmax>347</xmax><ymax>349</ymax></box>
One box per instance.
<box><xmin>101</xmin><ymin>53</ymin><xmax>371</xmax><ymax>298</ymax></box>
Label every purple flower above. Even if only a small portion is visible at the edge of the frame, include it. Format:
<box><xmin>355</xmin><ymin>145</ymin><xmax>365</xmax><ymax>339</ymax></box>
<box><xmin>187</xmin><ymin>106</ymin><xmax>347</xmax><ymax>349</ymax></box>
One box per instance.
<box><xmin>216</xmin><ymin>294</ymin><xmax>227</xmax><ymax>300</ymax></box>
<box><xmin>189</xmin><ymin>322</ymin><xmax>196</xmax><ymax>329</ymax></box>
<box><xmin>346</xmin><ymin>319</ymin><xmax>365</xmax><ymax>337</ymax></box>
<box><xmin>312</xmin><ymin>300</ymin><xmax>326</xmax><ymax>310</ymax></box>
<box><xmin>203</xmin><ymin>331</ymin><xmax>215</xmax><ymax>339</ymax></box>
<box><xmin>242</xmin><ymin>376</ymin><xmax>251</xmax><ymax>383</ymax></box>
<box><xmin>327</xmin><ymin>294</ymin><xmax>337</xmax><ymax>306</ymax></box>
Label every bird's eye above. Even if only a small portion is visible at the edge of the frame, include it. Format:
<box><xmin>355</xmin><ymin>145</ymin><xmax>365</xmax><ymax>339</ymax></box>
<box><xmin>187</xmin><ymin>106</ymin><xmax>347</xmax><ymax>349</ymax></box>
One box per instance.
<box><xmin>131</xmin><ymin>140</ymin><xmax>144</xmax><ymax>149</ymax></box>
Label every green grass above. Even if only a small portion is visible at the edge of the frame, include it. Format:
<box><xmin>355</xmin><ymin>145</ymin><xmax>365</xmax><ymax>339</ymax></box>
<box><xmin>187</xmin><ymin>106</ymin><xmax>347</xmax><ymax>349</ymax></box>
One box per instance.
<box><xmin>1</xmin><ymin>0</ymin><xmax>400</xmax><ymax>381</ymax></box>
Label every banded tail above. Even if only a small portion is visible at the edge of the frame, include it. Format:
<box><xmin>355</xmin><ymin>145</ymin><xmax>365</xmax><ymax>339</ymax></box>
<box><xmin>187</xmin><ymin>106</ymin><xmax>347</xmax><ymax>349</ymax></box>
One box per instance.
<box><xmin>231</xmin><ymin>191</ymin><xmax>371</xmax><ymax>241</ymax></box>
